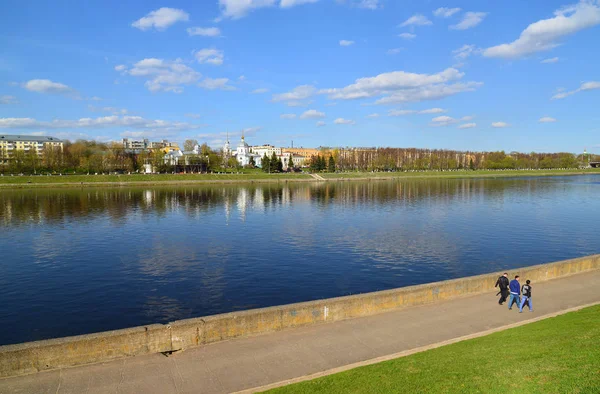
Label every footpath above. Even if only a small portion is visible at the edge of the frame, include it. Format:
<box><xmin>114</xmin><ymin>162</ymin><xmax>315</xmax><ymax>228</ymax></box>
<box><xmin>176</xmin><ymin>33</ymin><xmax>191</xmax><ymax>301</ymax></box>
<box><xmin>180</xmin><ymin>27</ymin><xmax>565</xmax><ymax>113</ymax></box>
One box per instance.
<box><xmin>1</xmin><ymin>269</ymin><xmax>599</xmax><ymax>394</ymax></box>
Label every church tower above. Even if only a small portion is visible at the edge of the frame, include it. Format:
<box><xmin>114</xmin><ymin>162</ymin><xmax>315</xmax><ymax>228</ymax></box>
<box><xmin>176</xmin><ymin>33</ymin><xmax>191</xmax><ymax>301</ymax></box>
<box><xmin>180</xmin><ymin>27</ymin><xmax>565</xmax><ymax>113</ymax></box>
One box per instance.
<box><xmin>223</xmin><ymin>131</ymin><xmax>231</xmax><ymax>158</ymax></box>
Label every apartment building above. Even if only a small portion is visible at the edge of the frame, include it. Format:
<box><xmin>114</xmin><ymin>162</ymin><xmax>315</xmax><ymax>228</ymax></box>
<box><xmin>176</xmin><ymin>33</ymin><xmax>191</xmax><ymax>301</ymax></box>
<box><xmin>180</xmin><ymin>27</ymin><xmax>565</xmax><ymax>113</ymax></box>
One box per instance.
<box><xmin>0</xmin><ymin>135</ymin><xmax>63</xmax><ymax>164</ymax></box>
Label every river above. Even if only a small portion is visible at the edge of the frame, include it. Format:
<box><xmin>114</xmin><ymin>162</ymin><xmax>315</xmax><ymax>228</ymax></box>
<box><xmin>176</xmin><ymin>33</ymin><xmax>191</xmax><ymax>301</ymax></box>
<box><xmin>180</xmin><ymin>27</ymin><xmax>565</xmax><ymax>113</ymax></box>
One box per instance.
<box><xmin>1</xmin><ymin>175</ymin><xmax>599</xmax><ymax>345</ymax></box>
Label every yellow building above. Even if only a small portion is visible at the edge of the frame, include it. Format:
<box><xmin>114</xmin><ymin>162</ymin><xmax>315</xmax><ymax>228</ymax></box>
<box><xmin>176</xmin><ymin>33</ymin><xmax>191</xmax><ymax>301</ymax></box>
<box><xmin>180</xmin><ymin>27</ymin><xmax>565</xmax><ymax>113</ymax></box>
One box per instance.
<box><xmin>0</xmin><ymin>135</ymin><xmax>63</xmax><ymax>164</ymax></box>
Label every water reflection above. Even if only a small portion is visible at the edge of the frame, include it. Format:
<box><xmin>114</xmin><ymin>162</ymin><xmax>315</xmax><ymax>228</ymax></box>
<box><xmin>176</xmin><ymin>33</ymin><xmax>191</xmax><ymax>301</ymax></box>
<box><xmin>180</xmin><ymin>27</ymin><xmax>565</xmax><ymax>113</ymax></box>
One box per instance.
<box><xmin>0</xmin><ymin>178</ymin><xmax>579</xmax><ymax>227</ymax></box>
<box><xmin>0</xmin><ymin>176</ymin><xmax>599</xmax><ymax>345</ymax></box>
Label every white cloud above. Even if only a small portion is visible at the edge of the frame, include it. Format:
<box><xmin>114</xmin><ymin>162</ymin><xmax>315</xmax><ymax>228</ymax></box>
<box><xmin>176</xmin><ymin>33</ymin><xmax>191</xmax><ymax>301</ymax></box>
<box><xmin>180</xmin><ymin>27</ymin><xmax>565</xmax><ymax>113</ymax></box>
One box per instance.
<box><xmin>239</xmin><ymin>75</ymin><xmax>246</xmax><ymax>81</ymax></box>
<box><xmin>114</xmin><ymin>64</ymin><xmax>127</xmax><ymax>72</ymax></box>
<box><xmin>280</xmin><ymin>114</ymin><xmax>297</xmax><ymax>119</ymax></box>
<box><xmin>340</xmin><ymin>40</ymin><xmax>355</xmax><ymax>46</ymax></box>
<box><xmin>461</xmin><ymin>115</ymin><xmax>475</xmax><ymax>121</ymax></box>
<box><xmin>387</xmin><ymin>48</ymin><xmax>403</xmax><ymax>55</ymax></box>
<box><xmin>419</xmin><ymin>107</ymin><xmax>446</xmax><ymax>114</ymax></box>
<box><xmin>430</xmin><ymin>115</ymin><xmax>457</xmax><ymax>126</ymax></box>
<box><xmin>0</xmin><ymin>116</ymin><xmax>203</xmax><ymax>131</ymax></box>
<box><xmin>280</xmin><ymin>0</ymin><xmax>319</xmax><ymax>8</ymax></box>
<box><xmin>491</xmin><ymin>122</ymin><xmax>510</xmax><ymax>128</ymax></box>
<box><xmin>389</xmin><ymin>108</ymin><xmax>447</xmax><ymax>116</ymax></box>
<box><xmin>355</xmin><ymin>0</ymin><xmax>380</xmax><ymax>9</ymax></box>
<box><xmin>120</xmin><ymin>58</ymin><xmax>201</xmax><ymax>93</ymax></box>
<box><xmin>321</xmin><ymin>68</ymin><xmax>463</xmax><ymax>100</ymax></box>
<box><xmin>0</xmin><ymin>95</ymin><xmax>17</xmax><ymax>104</ymax></box>
<box><xmin>132</xmin><ymin>7</ymin><xmax>189</xmax><ymax>31</ymax></box>
<box><xmin>272</xmin><ymin>85</ymin><xmax>316</xmax><ymax>106</ymax></box>
<box><xmin>541</xmin><ymin>57</ymin><xmax>559</xmax><ymax>63</ymax></box>
<box><xmin>375</xmin><ymin>82</ymin><xmax>482</xmax><ymax>105</ymax></box>
<box><xmin>367</xmin><ymin>113</ymin><xmax>380</xmax><ymax>118</ymax></box>
<box><xmin>389</xmin><ymin>109</ymin><xmax>416</xmax><ymax>116</ymax></box>
<box><xmin>484</xmin><ymin>1</ymin><xmax>600</xmax><ymax>58</ymax></box>
<box><xmin>316</xmin><ymin>121</ymin><xmax>326</xmax><ymax>126</ymax></box>
<box><xmin>320</xmin><ymin>67</ymin><xmax>481</xmax><ymax>105</ymax></box>
<box><xmin>336</xmin><ymin>0</ymin><xmax>380</xmax><ymax>9</ymax></box>
<box><xmin>458</xmin><ymin>122</ymin><xmax>476</xmax><ymax>129</ymax></box>
<box><xmin>300</xmin><ymin>109</ymin><xmax>326</xmax><ymax>119</ymax></box>
<box><xmin>198</xmin><ymin>77</ymin><xmax>236</xmax><ymax>90</ymax></box>
<box><xmin>252</xmin><ymin>88</ymin><xmax>269</xmax><ymax>94</ymax></box>
<box><xmin>539</xmin><ymin>116</ymin><xmax>557</xmax><ymax>123</ymax></box>
<box><xmin>24</xmin><ymin>79</ymin><xmax>73</xmax><ymax>94</ymax></box>
<box><xmin>433</xmin><ymin>7</ymin><xmax>461</xmax><ymax>18</ymax></box>
<box><xmin>398</xmin><ymin>33</ymin><xmax>417</xmax><ymax>39</ymax></box>
<box><xmin>87</xmin><ymin>105</ymin><xmax>128</xmax><ymax>115</ymax></box>
<box><xmin>195</xmin><ymin>49</ymin><xmax>224</xmax><ymax>65</ymax></box>
<box><xmin>334</xmin><ymin>118</ymin><xmax>355</xmax><ymax>125</ymax></box>
<box><xmin>218</xmin><ymin>0</ymin><xmax>319</xmax><ymax>19</ymax></box>
<box><xmin>552</xmin><ymin>81</ymin><xmax>600</xmax><ymax>99</ymax></box>
<box><xmin>450</xmin><ymin>12</ymin><xmax>487</xmax><ymax>30</ymax></box>
<box><xmin>400</xmin><ymin>14</ymin><xmax>433</xmax><ymax>27</ymax></box>
<box><xmin>453</xmin><ymin>44</ymin><xmax>476</xmax><ymax>59</ymax></box>
<box><xmin>218</xmin><ymin>0</ymin><xmax>276</xmax><ymax>19</ymax></box>
<box><xmin>187</xmin><ymin>27</ymin><xmax>221</xmax><ymax>37</ymax></box>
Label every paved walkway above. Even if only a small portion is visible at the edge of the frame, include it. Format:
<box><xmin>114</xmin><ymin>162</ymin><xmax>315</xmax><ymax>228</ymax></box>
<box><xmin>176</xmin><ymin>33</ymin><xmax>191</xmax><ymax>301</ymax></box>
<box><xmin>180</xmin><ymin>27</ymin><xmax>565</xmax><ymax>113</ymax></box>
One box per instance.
<box><xmin>1</xmin><ymin>270</ymin><xmax>600</xmax><ymax>394</ymax></box>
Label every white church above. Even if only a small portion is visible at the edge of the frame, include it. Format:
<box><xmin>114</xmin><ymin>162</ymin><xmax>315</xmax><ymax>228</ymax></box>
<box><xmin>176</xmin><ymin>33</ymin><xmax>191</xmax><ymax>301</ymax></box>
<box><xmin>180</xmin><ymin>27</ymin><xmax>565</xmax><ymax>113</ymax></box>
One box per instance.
<box><xmin>223</xmin><ymin>132</ymin><xmax>263</xmax><ymax>168</ymax></box>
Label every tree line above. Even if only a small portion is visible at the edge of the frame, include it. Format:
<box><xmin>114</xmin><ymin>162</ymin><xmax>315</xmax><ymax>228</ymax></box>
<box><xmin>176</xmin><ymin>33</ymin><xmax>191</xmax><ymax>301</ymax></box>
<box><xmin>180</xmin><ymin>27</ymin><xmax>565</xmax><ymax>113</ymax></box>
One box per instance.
<box><xmin>320</xmin><ymin>148</ymin><xmax>596</xmax><ymax>172</ymax></box>
<box><xmin>0</xmin><ymin>139</ymin><xmax>597</xmax><ymax>175</ymax></box>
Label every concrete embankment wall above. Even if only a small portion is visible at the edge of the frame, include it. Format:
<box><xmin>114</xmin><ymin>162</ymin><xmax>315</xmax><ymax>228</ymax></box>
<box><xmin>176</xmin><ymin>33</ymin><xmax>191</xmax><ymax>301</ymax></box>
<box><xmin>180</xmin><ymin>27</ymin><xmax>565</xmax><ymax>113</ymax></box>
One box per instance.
<box><xmin>1</xmin><ymin>254</ymin><xmax>599</xmax><ymax>378</ymax></box>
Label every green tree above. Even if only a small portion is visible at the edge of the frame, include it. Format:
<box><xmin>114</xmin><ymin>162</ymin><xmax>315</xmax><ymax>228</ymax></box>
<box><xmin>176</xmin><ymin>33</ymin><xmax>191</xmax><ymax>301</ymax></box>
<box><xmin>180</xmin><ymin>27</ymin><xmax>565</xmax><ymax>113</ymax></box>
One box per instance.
<box><xmin>469</xmin><ymin>158</ymin><xmax>475</xmax><ymax>170</ymax></box>
<box><xmin>287</xmin><ymin>155</ymin><xmax>294</xmax><ymax>169</ymax></box>
<box><xmin>328</xmin><ymin>155</ymin><xmax>335</xmax><ymax>172</ymax></box>
<box><xmin>183</xmin><ymin>139</ymin><xmax>199</xmax><ymax>152</ymax></box>
<box><xmin>249</xmin><ymin>156</ymin><xmax>256</xmax><ymax>168</ymax></box>
<box><xmin>277</xmin><ymin>157</ymin><xmax>283</xmax><ymax>172</ymax></box>
<box><xmin>270</xmin><ymin>152</ymin><xmax>279</xmax><ymax>173</ymax></box>
<box><xmin>262</xmin><ymin>153</ymin><xmax>270</xmax><ymax>173</ymax></box>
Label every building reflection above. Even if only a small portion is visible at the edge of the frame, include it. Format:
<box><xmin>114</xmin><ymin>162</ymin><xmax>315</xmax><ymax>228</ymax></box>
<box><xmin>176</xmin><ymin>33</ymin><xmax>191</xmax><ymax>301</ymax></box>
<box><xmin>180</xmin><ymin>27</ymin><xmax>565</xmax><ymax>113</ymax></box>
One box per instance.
<box><xmin>0</xmin><ymin>178</ymin><xmax>566</xmax><ymax>228</ymax></box>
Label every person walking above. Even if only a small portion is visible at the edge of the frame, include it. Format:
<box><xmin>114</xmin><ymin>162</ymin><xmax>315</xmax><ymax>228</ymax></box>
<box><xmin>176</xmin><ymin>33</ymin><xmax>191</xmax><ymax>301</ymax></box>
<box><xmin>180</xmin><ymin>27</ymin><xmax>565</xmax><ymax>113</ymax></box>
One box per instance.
<box><xmin>508</xmin><ymin>275</ymin><xmax>521</xmax><ymax>310</ymax></box>
<box><xmin>495</xmin><ymin>272</ymin><xmax>510</xmax><ymax>305</ymax></box>
<box><xmin>519</xmin><ymin>280</ymin><xmax>533</xmax><ymax>312</ymax></box>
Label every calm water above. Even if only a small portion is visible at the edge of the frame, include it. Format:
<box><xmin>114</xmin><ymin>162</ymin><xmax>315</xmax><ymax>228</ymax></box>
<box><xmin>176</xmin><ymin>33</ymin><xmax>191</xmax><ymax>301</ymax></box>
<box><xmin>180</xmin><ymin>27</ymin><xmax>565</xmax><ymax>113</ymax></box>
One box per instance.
<box><xmin>1</xmin><ymin>176</ymin><xmax>599</xmax><ymax>345</ymax></box>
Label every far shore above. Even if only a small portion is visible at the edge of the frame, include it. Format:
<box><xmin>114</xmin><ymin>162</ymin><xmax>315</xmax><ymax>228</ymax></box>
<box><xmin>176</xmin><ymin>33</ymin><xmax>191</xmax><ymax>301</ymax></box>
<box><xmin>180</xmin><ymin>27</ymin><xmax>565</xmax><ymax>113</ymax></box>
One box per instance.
<box><xmin>0</xmin><ymin>168</ymin><xmax>599</xmax><ymax>189</ymax></box>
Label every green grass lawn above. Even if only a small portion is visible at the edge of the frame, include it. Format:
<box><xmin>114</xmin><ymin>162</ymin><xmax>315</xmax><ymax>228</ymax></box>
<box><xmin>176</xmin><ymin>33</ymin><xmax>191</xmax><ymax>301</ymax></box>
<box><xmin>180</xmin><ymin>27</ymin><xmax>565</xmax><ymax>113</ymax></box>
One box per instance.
<box><xmin>321</xmin><ymin>168</ymin><xmax>600</xmax><ymax>179</ymax></box>
<box><xmin>0</xmin><ymin>171</ymin><xmax>312</xmax><ymax>185</ymax></box>
<box><xmin>267</xmin><ymin>305</ymin><xmax>600</xmax><ymax>394</ymax></box>
<box><xmin>0</xmin><ymin>168</ymin><xmax>599</xmax><ymax>187</ymax></box>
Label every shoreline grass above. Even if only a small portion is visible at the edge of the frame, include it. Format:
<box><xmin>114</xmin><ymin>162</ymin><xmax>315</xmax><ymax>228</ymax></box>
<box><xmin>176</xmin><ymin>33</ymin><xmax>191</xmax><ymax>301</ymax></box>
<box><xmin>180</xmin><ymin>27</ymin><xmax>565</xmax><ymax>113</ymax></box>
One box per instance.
<box><xmin>0</xmin><ymin>168</ymin><xmax>598</xmax><ymax>188</ymax></box>
<box><xmin>267</xmin><ymin>304</ymin><xmax>600</xmax><ymax>394</ymax></box>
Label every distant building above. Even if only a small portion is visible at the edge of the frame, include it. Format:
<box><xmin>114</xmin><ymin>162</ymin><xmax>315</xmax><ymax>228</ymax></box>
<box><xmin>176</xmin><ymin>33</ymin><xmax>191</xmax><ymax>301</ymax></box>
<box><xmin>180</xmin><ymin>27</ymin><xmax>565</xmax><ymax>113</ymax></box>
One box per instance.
<box><xmin>0</xmin><ymin>134</ymin><xmax>63</xmax><ymax>164</ymax></box>
<box><xmin>252</xmin><ymin>144</ymin><xmax>281</xmax><ymax>158</ymax></box>
<box><xmin>279</xmin><ymin>152</ymin><xmax>307</xmax><ymax>169</ymax></box>
<box><xmin>226</xmin><ymin>133</ymin><xmax>262</xmax><ymax>167</ymax></box>
<box><xmin>122</xmin><ymin>138</ymin><xmax>179</xmax><ymax>151</ymax></box>
<box><xmin>282</xmin><ymin>147</ymin><xmax>320</xmax><ymax>159</ymax></box>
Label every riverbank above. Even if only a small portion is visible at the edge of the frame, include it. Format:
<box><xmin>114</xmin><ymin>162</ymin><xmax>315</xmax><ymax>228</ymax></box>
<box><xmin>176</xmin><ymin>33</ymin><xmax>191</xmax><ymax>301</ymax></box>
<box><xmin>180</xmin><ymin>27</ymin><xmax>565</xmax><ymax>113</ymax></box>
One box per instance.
<box><xmin>0</xmin><ymin>168</ymin><xmax>599</xmax><ymax>188</ymax></box>
<box><xmin>1</xmin><ymin>264</ymin><xmax>598</xmax><ymax>393</ymax></box>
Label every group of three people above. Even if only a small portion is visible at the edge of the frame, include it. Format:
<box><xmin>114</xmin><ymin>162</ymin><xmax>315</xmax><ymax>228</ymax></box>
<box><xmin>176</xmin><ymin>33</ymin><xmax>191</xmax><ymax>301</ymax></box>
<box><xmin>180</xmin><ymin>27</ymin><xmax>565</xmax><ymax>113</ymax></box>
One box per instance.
<box><xmin>495</xmin><ymin>273</ymin><xmax>533</xmax><ymax>313</ymax></box>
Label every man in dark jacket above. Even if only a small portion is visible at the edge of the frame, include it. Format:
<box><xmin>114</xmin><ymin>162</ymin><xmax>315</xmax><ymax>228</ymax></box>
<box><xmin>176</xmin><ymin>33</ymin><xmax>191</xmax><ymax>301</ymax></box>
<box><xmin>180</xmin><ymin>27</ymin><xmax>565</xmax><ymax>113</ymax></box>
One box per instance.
<box><xmin>495</xmin><ymin>272</ymin><xmax>510</xmax><ymax>305</ymax></box>
<box><xmin>508</xmin><ymin>275</ymin><xmax>521</xmax><ymax>310</ymax></box>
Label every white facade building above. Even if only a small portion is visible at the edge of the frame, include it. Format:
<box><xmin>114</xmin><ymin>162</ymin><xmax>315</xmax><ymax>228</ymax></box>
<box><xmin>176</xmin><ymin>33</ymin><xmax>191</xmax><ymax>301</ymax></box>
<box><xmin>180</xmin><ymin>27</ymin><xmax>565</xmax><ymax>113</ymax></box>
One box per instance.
<box><xmin>251</xmin><ymin>144</ymin><xmax>281</xmax><ymax>158</ymax></box>
<box><xmin>225</xmin><ymin>134</ymin><xmax>262</xmax><ymax>167</ymax></box>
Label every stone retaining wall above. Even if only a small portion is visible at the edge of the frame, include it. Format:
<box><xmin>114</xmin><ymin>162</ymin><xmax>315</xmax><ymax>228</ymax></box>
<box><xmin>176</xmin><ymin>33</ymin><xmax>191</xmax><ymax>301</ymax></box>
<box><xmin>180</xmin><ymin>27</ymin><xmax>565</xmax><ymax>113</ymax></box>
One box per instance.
<box><xmin>1</xmin><ymin>254</ymin><xmax>598</xmax><ymax>378</ymax></box>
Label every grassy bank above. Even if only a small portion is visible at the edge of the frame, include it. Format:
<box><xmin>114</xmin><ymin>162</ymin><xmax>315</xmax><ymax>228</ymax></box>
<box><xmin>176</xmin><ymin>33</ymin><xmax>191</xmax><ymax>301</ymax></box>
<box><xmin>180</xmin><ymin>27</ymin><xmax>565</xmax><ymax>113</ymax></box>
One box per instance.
<box><xmin>322</xmin><ymin>168</ymin><xmax>600</xmax><ymax>179</ymax></box>
<box><xmin>267</xmin><ymin>304</ymin><xmax>600</xmax><ymax>394</ymax></box>
<box><xmin>0</xmin><ymin>168</ymin><xmax>599</xmax><ymax>188</ymax></box>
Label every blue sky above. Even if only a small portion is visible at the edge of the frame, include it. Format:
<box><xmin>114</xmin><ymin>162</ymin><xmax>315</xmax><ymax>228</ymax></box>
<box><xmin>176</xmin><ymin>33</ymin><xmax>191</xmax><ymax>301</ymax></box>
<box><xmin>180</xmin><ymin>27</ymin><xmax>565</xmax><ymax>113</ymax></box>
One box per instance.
<box><xmin>0</xmin><ymin>0</ymin><xmax>599</xmax><ymax>153</ymax></box>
